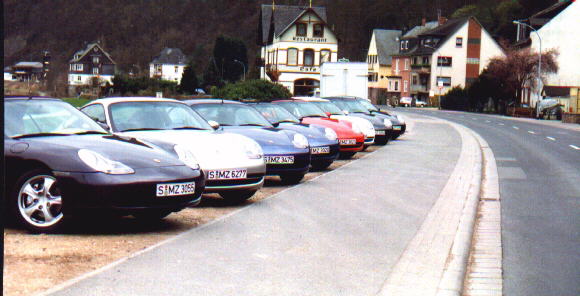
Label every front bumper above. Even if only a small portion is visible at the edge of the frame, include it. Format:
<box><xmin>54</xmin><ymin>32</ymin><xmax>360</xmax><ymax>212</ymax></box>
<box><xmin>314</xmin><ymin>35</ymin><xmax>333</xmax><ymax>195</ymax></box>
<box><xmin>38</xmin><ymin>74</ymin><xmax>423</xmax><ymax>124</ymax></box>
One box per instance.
<box><xmin>265</xmin><ymin>152</ymin><xmax>311</xmax><ymax>176</ymax></box>
<box><xmin>310</xmin><ymin>143</ymin><xmax>340</xmax><ymax>163</ymax></box>
<box><xmin>201</xmin><ymin>162</ymin><xmax>266</xmax><ymax>193</ymax></box>
<box><xmin>392</xmin><ymin>124</ymin><xmax>406</xmax><ymax>136</ymax></box>
<box><xmin>55</xmin><ymin>166</ymin><xmax>204</xmax><ymax>214</ymax></box>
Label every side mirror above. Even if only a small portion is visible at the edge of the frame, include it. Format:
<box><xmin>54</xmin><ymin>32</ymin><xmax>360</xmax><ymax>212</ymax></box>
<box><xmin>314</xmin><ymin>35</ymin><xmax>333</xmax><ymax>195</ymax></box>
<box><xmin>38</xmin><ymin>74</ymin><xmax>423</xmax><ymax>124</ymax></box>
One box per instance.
<box><xmin>324</xmin><ymin>112</ymin><xmax>331</xmax><ymax>117</ymax></box>
<box><xmin>342</xmin><ymin>110</ymin><xmax>349</xmax><ymax>115</ymax></box>
<box><xmin>208</xmin><ymin>120</ymin><xmax>220</xmax><ymax>130</ymax></box>
<box><xmin>97</xmin><ymin>121</ymin><xmax>110</xmax><ymax>131</ymax></box>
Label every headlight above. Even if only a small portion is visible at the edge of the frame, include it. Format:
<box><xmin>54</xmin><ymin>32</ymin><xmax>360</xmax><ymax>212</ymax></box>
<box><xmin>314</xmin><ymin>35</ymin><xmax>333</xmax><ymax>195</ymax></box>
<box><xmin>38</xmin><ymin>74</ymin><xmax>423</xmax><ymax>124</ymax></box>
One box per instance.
<box><xmin>78</xmin><ymin>149</ymin><xmax>134</xmax><ymax>175</ymax></box>
<box><xmin>383</xmin><ymin>118</ymin><xmax>393</xmax><ymax>128</ymax></box>
<box><xmin>292</xmin><ymin>133</ymin><xmax>309</xmax><ymax>149</ymax></box>
<box><xmin>396</xmin><ymin>114</ymin><xmax>405</xmax><ymax>124</ymax></box>
<box><xmin>324</xmin><ymin>128</ymin><xmax>338</xmax><ymax>141</ymax></box>
<box><xmin>244</xmin><ymin>139</ymin><xmax>263</xmax><ymax>159</ymax></box>
<box><xmin>174</xmin><ymin>144</ymin><xmax>201</xmax><ymax>170</ymax></box>
<box><xmin>351</xmin><ymin>122</ymin><xmax>362</xmax><ymax>134</ymax></box>
<box><xmin>361</xmin><ymin>121</ymin><xmax>375</xmax><ymax>136</ymax></box>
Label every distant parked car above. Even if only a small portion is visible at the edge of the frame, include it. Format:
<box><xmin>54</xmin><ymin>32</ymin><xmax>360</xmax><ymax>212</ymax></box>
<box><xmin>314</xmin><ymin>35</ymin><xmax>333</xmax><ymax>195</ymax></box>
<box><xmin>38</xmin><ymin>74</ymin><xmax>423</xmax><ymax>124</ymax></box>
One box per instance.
<box><xmin>4</xmin><ymin>96</ymin><xmax>204</xmax><ymax>233</ymax></box>
<box><xmin>415</xmin><ymin>100</ymin><xmax>427</xmax><ymax>107</ymax></box>
<box><xmin>80</xmin><ymin>97</ymin><xmax>266</xmax><ymax>204</ymax></box>
<box><xmin>354</xmin><ymin>97</ymin><xmax>407</xmax><ymax>140</ymax></box>
<box><xmin>400</xmin><ymin>97</ymin><xmax>412</xmax><ymax>107</ymax></box>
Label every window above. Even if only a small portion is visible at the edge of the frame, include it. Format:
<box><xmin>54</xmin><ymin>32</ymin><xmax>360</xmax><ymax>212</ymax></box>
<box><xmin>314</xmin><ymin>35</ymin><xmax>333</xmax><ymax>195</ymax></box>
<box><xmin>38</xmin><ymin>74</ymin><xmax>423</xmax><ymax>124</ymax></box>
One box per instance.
<box><xmin>467</xmin><ymin>58</ymin><xmax>480</xmax><ymax>64</ymax></box>
<box><xmin>437</xmin><ymin>56</ymin><xmax>452</xmax><ymax>67</ymax></box>
<box><xmin>389</xmin><ymin>81</ymin><xmax>392</xmax><ymax>90</ymax></box>
<box><xmin>72</xmin><ymin>64</ymin><xmax>83</xmax><ymax>71</ymax></box>
<box><xmin>404</xmin><ymin>59</ymin><xmax>409</xmax><ymax>70</ymax></box>
<box><xmin>436</xmin><ymin>76</ymin><xmax>451</xmax><ymax>87</ymax></box>
<box><xmin>412</xmin><ymin>75</ymin><xmax>418</xmax><ymax>85</ymax></box>
<box><xmin>313</xmin><ymin>24</ymin><xmax>324</xmax><ymax>37</ymax></box>
<box><xmin>175</xmin><ymin>66</ymin><xmax>179</xmax><ymax>73</ymax></box>
<box><xmin>81</xmin><ymin>104</ymin><xmax>106</xmax><ymax>123</ymax></box>
<box><xmin>320</xmin><ymin>50</ymin><xmax>331</xmax><ymax>64</ymax></box>
<box><xmin>93</xmin><ymin>56</ymin><xmax>100</xmax><ymax>64</ymax></box>
<box><xmin>422</xmin><ymin>57</ymin><xmax>429</xmax><ymax>65</ymax></box>
<box><xmin>77</xmin><ymin>75</ymin><xmax>81</xmax><ymax>81</ymax></box>
<box><xmin>303</xmin><ymin>49</ymin><xmax>314</xmax><ymax>66</ymax></box>
<box><xmin>456</xmin><ymin>37</ymin><xmax>463</xmax><ymax>47</ymax></box>
<box><xmin>296</xmin><ymin>23</ymin><xmax>307</xmax><ymax>36</ymax></box>
<box><xmin>394</xmin><ymin>81</ymin><xmax>399</xmax><ymax>91</ymax></box>
<box><xmin>287</xmin><ymin>48</ymin><xmax>298</xmax><ymax>65</ymax></box>
<box><xmin>93</xmin><ymin>67</ymin><xmax>99</xmax><ymax>75</ymax></box>
<box><xmin>404</xmin><ymin>80</ymin><xmax>408</xmax><ymax>92</ymax></box>
<box><xmin>369</xmin><ymin>72</ymin><xmax>378</xmax><ymax>82</ymax></box>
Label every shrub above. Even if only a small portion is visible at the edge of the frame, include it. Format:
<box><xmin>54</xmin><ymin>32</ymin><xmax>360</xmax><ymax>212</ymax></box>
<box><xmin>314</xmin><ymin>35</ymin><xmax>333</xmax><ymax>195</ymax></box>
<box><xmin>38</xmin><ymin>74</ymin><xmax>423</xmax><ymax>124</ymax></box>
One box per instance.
<box><xmin>441</xmin><ymin>86</ymin><xmax>469</xmax><ymax>111</ymax></box>
<box><xmin>211</xmin><ymin>79</ymin><xmax>291</xmax><ymax>101</ymax></box>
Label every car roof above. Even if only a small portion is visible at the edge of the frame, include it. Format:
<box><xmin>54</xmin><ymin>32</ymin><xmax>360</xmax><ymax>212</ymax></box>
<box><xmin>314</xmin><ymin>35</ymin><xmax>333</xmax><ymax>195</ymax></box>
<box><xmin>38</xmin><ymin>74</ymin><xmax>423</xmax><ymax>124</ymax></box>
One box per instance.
<box><xmin>4</xmin><ymin>96</ymin><xmax>61</xmax><ymax>101</ymax></box>
<box><xmin>183</xmin><ymin>99</ymin><xmax>243</xmax><ymax>105</ymax></box>
<box><xmin>292</xmin><ymin>97</ymin><xmax>329</xmax><ymax>102</ymax></box>
<box><xmin>322</xmin><ymin>96</ymin><xmax>361</xmax><ymax>101</ymax></box>
<box><xmin>88</xmin><ymin>97</ymin><xmax>184</xmax><ymax>108</ymax></box>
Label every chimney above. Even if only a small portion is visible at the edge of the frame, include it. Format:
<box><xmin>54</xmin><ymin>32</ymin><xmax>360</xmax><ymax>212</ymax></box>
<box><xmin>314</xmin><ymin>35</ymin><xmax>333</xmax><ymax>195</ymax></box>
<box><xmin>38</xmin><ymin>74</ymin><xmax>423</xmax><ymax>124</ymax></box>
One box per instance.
<box><xmin>422</xmin><ymin>17</ymin><xmax>426</xmax><ymax>26</ymax></box>
<box><xmin>438</xmin><ymin>16</ymin><xmax>448</xmax><ymax>26</ymax></box>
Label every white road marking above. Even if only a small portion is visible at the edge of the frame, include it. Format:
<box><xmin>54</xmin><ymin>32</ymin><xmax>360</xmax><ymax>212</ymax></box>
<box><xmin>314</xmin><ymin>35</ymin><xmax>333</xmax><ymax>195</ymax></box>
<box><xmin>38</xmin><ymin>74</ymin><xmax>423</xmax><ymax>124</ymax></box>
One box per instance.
<box><xmin>485</xmin><ymin>120</ymin><xmax>491</xmax><ymax>123</ymax></box>
<box><xmin>498</xmin><ymin>123</ymin><xmax>505</xmax><ymax>126</ymax></box>
<box><xmin>570</xmin><ymin>145</ymin><xmax>580</xmax><ymax>150</ymax></box>
<box><xmin>528</xmin><ymin>131</ymin><xmax>536</xmax><ymax>134</ymax></box>
<box><xmin>546</xmin><ymin>136</ymin><xmax>556</xmax><ymax>141</ymax></box>
<box><xmin>513</xmin><ymin>126</ymin><xmax>519</xmax><ymax>130</ymax></box>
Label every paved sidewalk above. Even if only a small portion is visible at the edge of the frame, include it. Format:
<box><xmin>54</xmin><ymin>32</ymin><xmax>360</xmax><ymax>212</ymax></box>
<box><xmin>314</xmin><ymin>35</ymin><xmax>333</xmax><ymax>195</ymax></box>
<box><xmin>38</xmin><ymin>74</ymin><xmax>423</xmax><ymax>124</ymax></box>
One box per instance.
<box><xmin>45</xmin><ymin>115</ymin><xmax>466</xmax><ymax>296</ymax></box>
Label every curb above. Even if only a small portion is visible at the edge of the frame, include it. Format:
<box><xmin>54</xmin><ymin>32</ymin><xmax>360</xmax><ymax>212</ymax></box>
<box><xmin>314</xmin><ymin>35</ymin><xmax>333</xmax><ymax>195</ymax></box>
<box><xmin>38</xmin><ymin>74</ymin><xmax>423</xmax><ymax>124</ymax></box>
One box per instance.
<box><xmin>377</xmin><ymin>115</ymin><xmax>500</xmax><ymax>296</ymax></box>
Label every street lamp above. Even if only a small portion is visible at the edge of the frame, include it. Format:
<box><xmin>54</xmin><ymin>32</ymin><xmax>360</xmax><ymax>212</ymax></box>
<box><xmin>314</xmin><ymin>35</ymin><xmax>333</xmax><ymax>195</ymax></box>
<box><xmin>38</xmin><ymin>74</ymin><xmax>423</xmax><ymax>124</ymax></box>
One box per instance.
<box><xmin>425</xmin><ymin>44</ymin><xmax>442</xmax><ymax>109</ymax></box>
<box><xmin>513</xmin><ymin>20</ymin><xmax>542</xmax><ymax>109</ymax></box>
<box><xmin>234</xmin><ymin>59</ymin><xmax>246</xmax><ymax>81</ymax></box>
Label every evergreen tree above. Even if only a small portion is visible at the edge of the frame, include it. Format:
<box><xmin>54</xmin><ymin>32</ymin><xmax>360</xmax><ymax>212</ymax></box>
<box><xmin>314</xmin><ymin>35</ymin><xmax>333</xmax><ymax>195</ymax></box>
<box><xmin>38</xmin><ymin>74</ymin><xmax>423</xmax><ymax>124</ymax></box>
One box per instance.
<box><xmin>180</xmin><ymin>61</ymin><xmax>199</xmax><ymax>94</ymax></box>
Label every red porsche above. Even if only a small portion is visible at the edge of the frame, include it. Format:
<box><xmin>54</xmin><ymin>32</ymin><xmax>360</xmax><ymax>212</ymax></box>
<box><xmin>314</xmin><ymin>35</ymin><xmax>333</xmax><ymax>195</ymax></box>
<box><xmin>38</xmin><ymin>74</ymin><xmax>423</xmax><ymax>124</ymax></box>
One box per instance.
<box><xmin>273</xmin><ymin>100</ymin><xmax>365</xmax><ymax>158</ymax></box>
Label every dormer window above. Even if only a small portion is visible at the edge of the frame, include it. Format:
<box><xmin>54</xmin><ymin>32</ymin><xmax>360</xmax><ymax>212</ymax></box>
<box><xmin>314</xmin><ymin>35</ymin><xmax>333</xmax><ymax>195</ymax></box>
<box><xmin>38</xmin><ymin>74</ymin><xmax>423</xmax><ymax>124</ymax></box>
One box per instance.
<box><xmin>296</xmin><ymin>23</ymin><xmax>307</xmax><ymax>37</ymax></box>
<box><xmin>313</xmin><ymin>24</ymin><xmax>324</xmax><ymax>37</ymax></box>
<box><xmin>93</xmin><ymin>56</ymin><xmax>99</xmax><ymax>64</ymax></box>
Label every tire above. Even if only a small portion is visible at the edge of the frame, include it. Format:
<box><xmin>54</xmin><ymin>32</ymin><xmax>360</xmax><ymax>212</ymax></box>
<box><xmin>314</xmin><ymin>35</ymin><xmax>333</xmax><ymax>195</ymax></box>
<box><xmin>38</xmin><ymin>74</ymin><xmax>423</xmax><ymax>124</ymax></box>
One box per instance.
<box><xmin>339</xmin><ymin>151</ymin><xmax>357</xmax><ymax>159</ymax></box>
<box><xmin>132</xmin><ymin>209</ymin><xmax>172</xmax><ymax>221</ymax></box>
<box><xmin>279</xmin><ymin>173</ymin><xmax>305</xmax><ymax>184</ymax></box>
<box><xmin>375</xmin><ymin>136</ymin><xmax>389</xmax><ymax>145</ymax></box>
<box><xmin>362</xmin><ymin>145</ymin><xmax>370</xmax><ymax>151</ymax></box>
<box><xmin>219</xmin><ymin>190</ymin><xmax>257</xmax><ymax>204</ymax></box>
<box><xmin>311</xmin><ymin>160</ymin><xmax>333</xmax><ymax>170</ymax></box>
<box><xmin>11</xmin><ymin>169</ymin><xmax>65</xmax><ymax>233</ymax></box>
<box><xmin>391</xmin><ymin>134</ymin><xmax>400</xmax><ymax>140</ymax></box>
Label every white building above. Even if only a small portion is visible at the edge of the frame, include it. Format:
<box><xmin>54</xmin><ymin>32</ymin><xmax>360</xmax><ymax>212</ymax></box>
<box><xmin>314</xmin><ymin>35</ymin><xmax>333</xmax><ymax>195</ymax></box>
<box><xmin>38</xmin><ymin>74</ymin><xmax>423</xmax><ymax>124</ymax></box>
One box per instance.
<box><xmin>149</xmin><ymin>48</ymin><xmax>188</xmax><ymax>83</ymax></box>
<box><xmin>530</xmin><ymin>1</ymin><xmax>580</xmax><ymax>113</ymax></box>
<box><xmin>392</xmin><ymin>17</ymin><xmax>504</xmax><ymax>104</ymax></box>
<box><xmin>258</xmin><ymin>4</ymin><xmax>338</xmax><ymax>96</ymax></box>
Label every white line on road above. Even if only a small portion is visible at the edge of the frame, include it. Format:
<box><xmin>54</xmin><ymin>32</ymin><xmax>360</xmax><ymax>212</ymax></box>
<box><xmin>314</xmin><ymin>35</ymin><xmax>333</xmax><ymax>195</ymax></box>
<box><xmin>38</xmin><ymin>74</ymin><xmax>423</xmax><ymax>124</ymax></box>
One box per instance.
<box><xmin>528</xmin><ymin>131</ymin><xmax>536</xmax><ymax>134</ymax></box>
<box><xmin>485</xmin><ymin>120</ymin><xmax>491</xmax><ymax>123</ymax></box>
<box><xmin>546</xmin><ymin>137</ymin><xmax>556</xmax><ymax>141</ymax></box>
<box><xmin>513</xmin><ymin>126</ymin><xmax>519</xmax><ymax>130</ymax></box>
<box><xmin>570</xmin><ymin>145</ymin><xmax>580</xmax><ymax>150</ymax></box>
<box><xmin>498</xmin><ymin>123</ymin><xmax>505</xmax><ymax>126</ymax></box>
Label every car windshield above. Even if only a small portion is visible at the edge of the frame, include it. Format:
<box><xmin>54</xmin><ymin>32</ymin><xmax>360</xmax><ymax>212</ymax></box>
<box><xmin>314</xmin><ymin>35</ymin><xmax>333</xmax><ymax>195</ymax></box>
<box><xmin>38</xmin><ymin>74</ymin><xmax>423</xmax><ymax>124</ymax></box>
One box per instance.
<box><xmin>311</xmin><ymin>101</ymin><xmax>343</xmax><ymax>115</ymax></box>
<box><xmin>109</xmin><ymin>101</ymin><xmax>212</xmax><ymax>132</ymax></box>
<box><xmin>4</xmin><ymin>99</ymin><xmax>107</xmax><ymax>138</ymax></box>
<box><xmin>251</xmin><ymin>104</ymin><xmax>300</xmax><ymax>124</ymax></box>
<box><xmin>356</xmin><ymin>99</ymin><xmax>380</xmax><ymax>112</ymax></box>
<box><xmin>275</xmin><ymin>102</ymin><xmax>326</xmax><ymax>119</ymax></box>
<box><xmin>331</xmin><ymin>99</ymin><xmax>370</xmax><ymax>114</ymax></box>
<box><xmin>190</xmin><ymin>103</ymin><xmax>273</xmax><ymax>127</ymax></box>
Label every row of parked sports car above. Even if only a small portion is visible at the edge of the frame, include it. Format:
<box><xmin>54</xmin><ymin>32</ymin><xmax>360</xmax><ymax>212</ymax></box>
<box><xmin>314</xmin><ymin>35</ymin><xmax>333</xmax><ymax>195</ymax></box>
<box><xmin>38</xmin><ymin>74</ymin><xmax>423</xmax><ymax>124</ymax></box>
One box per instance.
<box><xmin>4</xmin><ymin>95</ymin><xmax>406</xmax><ymax>233</ymax></box>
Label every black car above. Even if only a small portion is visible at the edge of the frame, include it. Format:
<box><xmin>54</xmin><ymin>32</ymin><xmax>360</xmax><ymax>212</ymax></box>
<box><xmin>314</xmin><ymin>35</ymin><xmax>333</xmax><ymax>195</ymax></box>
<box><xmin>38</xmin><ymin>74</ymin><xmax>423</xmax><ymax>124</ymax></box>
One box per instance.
<box><xmin>4</xmin><ymin>97</ymin><xmax>205</xmax><ymax>233</ymax></box>
<box><xmin>354</xmin><ymin>97</ymin><xmax>407</xmax><ymax>139</ymax></box>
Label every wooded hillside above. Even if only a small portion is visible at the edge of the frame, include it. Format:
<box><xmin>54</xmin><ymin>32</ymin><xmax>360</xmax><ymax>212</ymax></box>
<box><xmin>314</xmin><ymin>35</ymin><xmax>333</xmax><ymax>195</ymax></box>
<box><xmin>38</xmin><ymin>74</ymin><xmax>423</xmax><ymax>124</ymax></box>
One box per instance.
<box><xmin>4</xmin><ymin>0</ymin><xmax>555</xmax><ymax>88</ymax></box>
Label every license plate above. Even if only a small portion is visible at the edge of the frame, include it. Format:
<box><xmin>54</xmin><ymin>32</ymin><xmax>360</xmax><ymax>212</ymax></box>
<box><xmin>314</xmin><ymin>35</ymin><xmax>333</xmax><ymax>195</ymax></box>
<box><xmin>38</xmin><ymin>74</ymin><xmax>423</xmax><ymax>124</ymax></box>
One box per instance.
<box><xmin>156</xmin><ymin>182</ymin><xmax>196</xmax><ymax>197</ymax></box>
<box><xmin>339</xmin><ymin>139</ymin><xmax>356</xmax><ymax>145</ymax></box>
<box><xmin>376</xmin><ymin>130</ymin><xmax>386</xmax><ymax>135</ymax></box>
<box><xmin>310</xmin><ymin>146</ymin><xmax>330</xmax><ymax>154</ymax></box>
<box><xmin>265</xmin><ymin>155</ymin><xmax>295</xmax><ymax>164</ymax></box>
<box><xmin>207</xmin><ymin>169</ymin><xmax>247</xmax><ymax>180</ymax></box>
<box><xmin>393</xmin><ymin>126</ymin><xmax>402</xmax><ymax>131</ymax></box>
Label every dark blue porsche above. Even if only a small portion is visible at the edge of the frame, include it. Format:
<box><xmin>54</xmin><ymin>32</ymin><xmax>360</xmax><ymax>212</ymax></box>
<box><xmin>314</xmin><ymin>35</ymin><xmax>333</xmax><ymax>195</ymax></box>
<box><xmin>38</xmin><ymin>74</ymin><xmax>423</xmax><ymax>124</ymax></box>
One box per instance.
<box><xmin>185</xmin><ymin>99</ymin><xmax>311</xmax><ymax>184</ymax></box>
<box><xmin>248</xmin><ymin>102</ymin><xmax>340</xmax><ymax>170</ymax></box>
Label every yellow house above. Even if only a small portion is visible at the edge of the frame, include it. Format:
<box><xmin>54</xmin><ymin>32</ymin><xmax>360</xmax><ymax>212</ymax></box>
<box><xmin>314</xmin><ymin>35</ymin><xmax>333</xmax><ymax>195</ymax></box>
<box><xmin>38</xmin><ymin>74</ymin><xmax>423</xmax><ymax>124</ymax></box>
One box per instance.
<box><xmin>367</xmin><ymin>29</ymin><xmax>402</xmax><ymax>105</ymax></box>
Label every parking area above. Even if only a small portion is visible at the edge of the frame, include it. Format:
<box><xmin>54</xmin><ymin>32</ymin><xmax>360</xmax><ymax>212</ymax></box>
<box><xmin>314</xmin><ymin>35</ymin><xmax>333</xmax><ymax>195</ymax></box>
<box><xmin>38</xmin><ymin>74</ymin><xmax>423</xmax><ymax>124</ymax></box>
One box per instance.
<box><xmin>3</xmin><ymin>147</ymin><xmax>377</xmax><ymax>296</ymax></box>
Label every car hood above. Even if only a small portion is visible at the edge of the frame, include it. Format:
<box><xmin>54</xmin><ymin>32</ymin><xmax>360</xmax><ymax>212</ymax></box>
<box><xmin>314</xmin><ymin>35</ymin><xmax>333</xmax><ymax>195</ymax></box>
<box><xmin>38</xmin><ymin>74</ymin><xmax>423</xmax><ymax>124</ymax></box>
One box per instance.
<box><xmin>348</xmin><ymin>113</ymin><xmax>387</xmax><ymax>129</ymax></box>
<box><xmin>277</xmin><ymin>123</ymin><xmax>338</xmax><ymax>146</ymax></box>
<box><xmin>17</xmin><ymin>134</ymin><xmax>186</xmax><ymax>172</ymax></box>
<box><xmin>221</xmin><ymin>126</ymin><xmax>309</xmax><ymax>155</ymax></box>
<box><xmin>329</xmin><ymin>115</ymin><xmax>375</xmax><ymax>137</ymax></box>
<box><xmin>301</xmin><ymin>117</ymin><xmax>363</xmax><ymax>139</ymax></box>
<box><xmin>374</xmin><ymin>111</ymin><xmax>403</xmax><ymax>125</ymax></box>
<box><xmin>119</xmin><ymin>130</ymin><xmax>262</xmax><ymax>169</ymax></box>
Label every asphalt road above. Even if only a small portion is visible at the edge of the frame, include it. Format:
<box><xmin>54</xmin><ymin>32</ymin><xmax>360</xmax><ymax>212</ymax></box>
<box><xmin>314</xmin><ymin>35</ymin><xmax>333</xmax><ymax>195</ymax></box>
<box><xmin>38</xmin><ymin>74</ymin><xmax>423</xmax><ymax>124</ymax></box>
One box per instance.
<box><xmin>397</xmin><ymin>108</ymin><xmax>580</xmax><ymax>296</ymax></box>
<box><xmin>47</xmin><ymin>115</ymin><xmax>462</xmax><ymax>296</ymax></box>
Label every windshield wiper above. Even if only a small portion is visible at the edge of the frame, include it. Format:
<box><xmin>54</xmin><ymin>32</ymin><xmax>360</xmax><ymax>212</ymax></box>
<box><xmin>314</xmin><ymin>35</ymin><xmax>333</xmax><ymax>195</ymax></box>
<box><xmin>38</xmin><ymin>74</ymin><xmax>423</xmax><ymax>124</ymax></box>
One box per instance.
<box><xmin>12</xmin><ymin>132</ymin><xmax>73</xmax><ymax>139</ymax></box>
<box><xmin>121</xmin><ymin>128</ymin><xmax>164</xmax><ymax>132</ymax></box>
<box><xmin>274</xmin><ymin>120</ymin><xmax>299</xmax><ymax>124</ymax></box>
<box><xmin>172</xmin><ymin>126</ymin><xmax>206</xmax><ymax>130</ymax></box>
<box><xmin>306</xmin><ymin>115</ymin><xmax>324</xmax><ymax>118</ymax></box>
<box><xmin>240</xmin><ymin>123</ymin><xmax>268</xmax><ymax>127</ymax></box>
<box><xmin>74</xmin><ymin>130</ymin><xmax>109</xmax><ymax>135</ymax></box>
